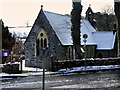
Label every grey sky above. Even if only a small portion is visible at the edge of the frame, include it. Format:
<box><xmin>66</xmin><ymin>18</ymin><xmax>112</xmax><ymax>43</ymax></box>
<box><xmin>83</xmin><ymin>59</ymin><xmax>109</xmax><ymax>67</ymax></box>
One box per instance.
<box><xmin>0</xmin><ymin>0</ymin><xmax>114</xmax><ymax>26</ymax></box>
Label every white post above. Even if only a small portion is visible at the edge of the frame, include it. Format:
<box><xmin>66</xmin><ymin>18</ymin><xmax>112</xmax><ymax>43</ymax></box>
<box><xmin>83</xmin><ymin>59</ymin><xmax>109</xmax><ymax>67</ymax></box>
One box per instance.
<box><xmin>84</xmin><ymin>39</ymin><xmax>87</xmax><ymax>66</ymax></box>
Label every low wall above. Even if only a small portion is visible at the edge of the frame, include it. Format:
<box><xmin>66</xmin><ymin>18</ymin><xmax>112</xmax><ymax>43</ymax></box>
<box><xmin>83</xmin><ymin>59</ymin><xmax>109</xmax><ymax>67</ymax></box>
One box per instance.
<box><xmin>25</xmin><ymin>58</ymin><xmax>51</xmax><ymax>70</ymax></box>
<box><xmin>2</xmin><ymin>64</ymin><xmax>20</xmax><ymax>74</ymax></box>
<box><xmin>53</xmin><ymin>58</ymin><xmax>120</xmax><ymax>71</ymax></box>
<box><xmin>25</xmin><ymin>59</ymin><xmax>42</xmax><ymax>68</ymax></box>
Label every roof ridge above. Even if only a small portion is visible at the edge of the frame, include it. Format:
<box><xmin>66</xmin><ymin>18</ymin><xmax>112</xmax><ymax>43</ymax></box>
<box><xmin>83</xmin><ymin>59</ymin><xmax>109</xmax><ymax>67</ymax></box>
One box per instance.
<box><xmin>92</xmin><ymin>31</ymin><xmax>113</xmax><ymax>33</ymax></box>
<box><xmin>82</xmin><ymin>19</ymin><xmax>96</xmax><ymax>33</ymax></box>
<box><xmin>44</xmin><ymin>11</ymin><xmax>69</xmax><ymax>17</ymax></box>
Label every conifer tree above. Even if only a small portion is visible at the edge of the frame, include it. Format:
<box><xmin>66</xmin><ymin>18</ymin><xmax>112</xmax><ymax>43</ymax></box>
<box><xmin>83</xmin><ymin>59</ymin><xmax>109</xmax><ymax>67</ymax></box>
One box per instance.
<box><xmin>114</xmin><ymin>1</ymin><xmax>120</xmax><ymax>56</ymax></box>
<box><xmin>71</xmin><ymin>0</ymin><xmax>82</xmax><ymax>59</ymax></box>
<box><xmin>2</xmin><ymin>20</ymin><xmax>15</xmax><ymax>51</ymax></box>
<box><xmin>1</xmin><ymin>20</ymin><xmax>15</xmax><ymax>63</ymax></box>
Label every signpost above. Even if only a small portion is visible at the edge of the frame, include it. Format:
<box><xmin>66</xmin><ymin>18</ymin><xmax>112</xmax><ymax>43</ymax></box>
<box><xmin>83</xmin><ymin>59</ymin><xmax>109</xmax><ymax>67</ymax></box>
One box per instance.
<box><xmin>40</xmin><ymin>48</ymin><xmax>48</xmax><ymax>90</ymax></box>
<box><xmin>43</xmin><ymin>48</ymin><xmax>45</xmax><ymax>90</ymax></box>
<box><xmin>83</xmin><ymin>34</ymin><xmax>88</xmax><ymax>67</ymax></box>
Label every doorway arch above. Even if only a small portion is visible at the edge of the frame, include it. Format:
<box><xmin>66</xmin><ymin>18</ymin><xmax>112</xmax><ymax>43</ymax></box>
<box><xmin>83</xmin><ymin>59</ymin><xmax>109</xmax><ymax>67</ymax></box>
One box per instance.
<box><xmin>98</xmin><ymin>52</ymin><xmax>103</xmax><ymax>58</ymax></box>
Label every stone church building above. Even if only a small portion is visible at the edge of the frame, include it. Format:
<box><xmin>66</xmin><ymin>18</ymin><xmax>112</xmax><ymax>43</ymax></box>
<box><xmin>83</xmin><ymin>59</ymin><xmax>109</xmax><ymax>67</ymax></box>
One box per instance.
<box><xmin>25</xmin><ymin>6</ymin><xmax>117</xmax><ymax>69</ymax></box>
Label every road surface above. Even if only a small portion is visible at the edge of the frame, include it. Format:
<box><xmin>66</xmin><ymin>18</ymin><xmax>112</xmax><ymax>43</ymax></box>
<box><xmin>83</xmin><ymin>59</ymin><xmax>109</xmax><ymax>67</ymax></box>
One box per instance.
<box><xmin>1</xmin><ymin>70</ymin><xmax>120</xmax><ymax>90</ymax></box>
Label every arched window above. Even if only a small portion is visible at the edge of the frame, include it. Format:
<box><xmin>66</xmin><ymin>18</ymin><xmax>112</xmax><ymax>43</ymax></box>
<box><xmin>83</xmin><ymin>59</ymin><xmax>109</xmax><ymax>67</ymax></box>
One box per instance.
<box><xmin>36</xmin><ymin>39</ymin><xmax>39</xmax><ymax>55</ymax></box>
<box><xmin>44</xmin><ymin>38</ymin><xmax>47</xmax><ymax>48</ymax></box>
<box><xmin>41</xmin><ymin>38</ymin><xmax>43</xmax><ymax>48</ymax></box>
<box><xmin>98</xmin><ymin>53</ymin><xmax>103</xmax><ymax>58</ymax></box>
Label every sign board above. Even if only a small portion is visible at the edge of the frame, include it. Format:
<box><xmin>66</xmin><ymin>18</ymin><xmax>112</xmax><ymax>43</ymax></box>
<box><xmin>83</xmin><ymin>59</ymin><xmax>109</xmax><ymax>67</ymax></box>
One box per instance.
<box><xmin>83</xmin><ymin>34</ymin><xmax>88</xmax><ymax>39</ymax></box>
<box><xmin>2</xmin><ymin>51</ymin><xmax>9</xmax><ymax>57</ymax></box>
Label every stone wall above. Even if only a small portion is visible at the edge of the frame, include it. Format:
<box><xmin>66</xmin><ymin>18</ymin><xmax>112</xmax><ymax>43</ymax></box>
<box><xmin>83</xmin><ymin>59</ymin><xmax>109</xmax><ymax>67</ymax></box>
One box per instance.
<box><xmin>25</xmin><ymin>9</ymin><xmax>64</xmax><ymax>61</ymax></box>
<box><xmin>96</xmin><ymin>49</ymin><xmax>117</xmax><ymax>58</ymax></box>
<box><xmin>52</xmin><ymin>58</ymin><xmax>120</xmax><ymax>71</ymax></box>
<box><xmin>2</xmin><ymin>64</ymin><xmax>20</xmax><ymax>74</ymax></box>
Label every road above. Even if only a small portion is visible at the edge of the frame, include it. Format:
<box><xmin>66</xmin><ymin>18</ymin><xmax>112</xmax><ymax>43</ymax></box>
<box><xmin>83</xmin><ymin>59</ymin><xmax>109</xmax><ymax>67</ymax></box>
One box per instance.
<box><xmin>1</xmin><ymin>70</ymin><xmax>120</xmax><ymax>90</ymax></box>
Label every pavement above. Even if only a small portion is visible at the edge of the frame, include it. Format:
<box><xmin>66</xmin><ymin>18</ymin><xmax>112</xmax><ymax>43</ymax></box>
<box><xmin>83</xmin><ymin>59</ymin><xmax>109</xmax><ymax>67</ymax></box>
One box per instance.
<box><xmin>0</xmin><ymin>60</ymin><xmax>58</xmax><ymax>78</ymax></box>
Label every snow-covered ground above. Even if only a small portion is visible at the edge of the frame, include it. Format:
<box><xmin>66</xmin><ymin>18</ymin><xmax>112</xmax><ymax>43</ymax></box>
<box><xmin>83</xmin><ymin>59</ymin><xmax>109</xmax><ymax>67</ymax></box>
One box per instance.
<box><xmin>0</xmin><ymin>60</ymin><xmax>56</xmax><ymax>77</ymax></box>
<box><xmin>22</xmin><ymin>60</ymin><xmax>43</xmax><ymax>72</ymax></box>
<box><xmin>58</xmin><ymin>65</ymin><xmax>120</xmax><ymax>73</ymax></box>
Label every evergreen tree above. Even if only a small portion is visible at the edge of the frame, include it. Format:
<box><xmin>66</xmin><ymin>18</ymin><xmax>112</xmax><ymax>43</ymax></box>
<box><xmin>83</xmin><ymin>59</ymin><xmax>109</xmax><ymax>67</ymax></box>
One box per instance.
<box><xmin>114</xmin><ymin>1</ymin><xmax>120</xmax><ymax>34</ymax></box>
<box><xmin>2</xmin><ymin>20</ymin><xmax>15</xmax><ymax>51</ymax></box>
<box><xmin>114</xmin><ymin>1</ymin><xmax>120</xmax><ymax>56</ymax></box>
<box><xmin>1</xmin><ymin>20</ymin><xmax>15</xmax><ymax>63</ymax></box>
<box><xmin>71</xmin><ymin>1</ymin><xmax>82</xmax><ymax>59</ymax></box>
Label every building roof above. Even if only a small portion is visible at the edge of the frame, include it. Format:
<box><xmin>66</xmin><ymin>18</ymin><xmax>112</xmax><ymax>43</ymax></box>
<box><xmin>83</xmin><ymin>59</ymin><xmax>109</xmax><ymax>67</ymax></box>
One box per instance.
<box><xmin>44</xmin><ymin>11</ymin><xmax>73</xmax><ymax>45</ymax></box>
<box><xmin>44</xmin><ymin>11</ymin><xmax>97</xmax><ymax>46</ymax></box>
<box><xmin>11</xmin><ymin>10</ymin><xmax>116</xmax><ymax>50</ymax></box>
<box><xmin>9</xmin><ymin>26</ymin><xmax>32</xmax><ymax>37</ymax></box>
<box><xmin>93</xmin><ymin>32</ymin><xmax>116</xmax><ymax>50</ymax></box>
<box><xmin>81</xmin><ymin>19</ymin><xmax>96</xmax><ymax>45</ymax></box>
<box><xmin>44</xmin><ymin>10</ymin><xmax>116</xmax><ymax>50</ymax></box>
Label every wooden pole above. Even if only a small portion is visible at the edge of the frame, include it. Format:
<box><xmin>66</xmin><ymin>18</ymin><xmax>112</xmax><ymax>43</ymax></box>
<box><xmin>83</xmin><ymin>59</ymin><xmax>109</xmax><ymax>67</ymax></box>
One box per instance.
<box><xmin>42</xmin><ymin>48</ymin><xmax>46</xmax><ymax>90</ymax></box>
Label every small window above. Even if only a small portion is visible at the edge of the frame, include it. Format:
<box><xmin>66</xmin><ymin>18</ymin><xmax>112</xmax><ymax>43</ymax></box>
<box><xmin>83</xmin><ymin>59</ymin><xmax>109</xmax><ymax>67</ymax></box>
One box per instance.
<box><xmin>98</xmin><ymin>53</ymin><xmax>103</xmax><ymax>58</ymax></box>
<box><xmin>44</xmin><ymin>38</ymin><xmax>47</xmax><ymax>48</ymax></box>
<box><xmin>40</xmin><ymin>33</ymin><xmax>43</xmax><ymax>37</ymax></box>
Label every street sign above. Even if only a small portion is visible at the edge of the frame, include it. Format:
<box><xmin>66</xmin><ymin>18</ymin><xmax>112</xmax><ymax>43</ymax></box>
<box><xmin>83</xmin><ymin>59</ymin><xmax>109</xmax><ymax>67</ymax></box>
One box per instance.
<box><xmin>83</xmin><ymin>34</ymin><xmax>88</xmax><ymax>39</ymax></box>
<box><xmin>83</xmin><ymin>34</ymin><xmax>88</xmax><ymax>67</ymax></box>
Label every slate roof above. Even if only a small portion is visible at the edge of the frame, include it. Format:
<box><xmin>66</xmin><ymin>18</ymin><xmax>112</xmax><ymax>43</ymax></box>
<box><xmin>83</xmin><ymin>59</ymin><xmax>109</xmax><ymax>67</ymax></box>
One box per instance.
<box><xmin>44</xmin><ymin>11</ymin><xmax>97</xmax><ymax>46</ymax></box>
<box><xmin>44</xmin><ymin>11</ymin><xmax>116</xmax><ymax>50</ymax></box>
<box><xmin>44</xmin><ymin>11</ymin><xmax>72</xmax><ymax>45</ymax></box>
<box><xmin>11</xmin><ymin>10</ymin><xmax>116</xmax><ymax>50</ymax></box>
<box><xmin>93</xmin><ymin>32</ymin><xmax>116</xmax><ymax>50</ymax></box>
<box><xmin>81</xmin><ymin>19</ymin><xmax>96</xmax><ymax>45</ymax></box>
<box><xmin>9</xmin><ymin>26</ymin><xmax>32</xmax><ymax>37</ymax></box>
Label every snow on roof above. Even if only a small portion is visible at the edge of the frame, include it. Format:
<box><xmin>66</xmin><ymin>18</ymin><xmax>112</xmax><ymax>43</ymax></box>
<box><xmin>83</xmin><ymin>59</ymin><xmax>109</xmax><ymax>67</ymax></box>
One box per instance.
<box><xmin>93</xmin><ymin>32</ymin><xmax>116</xmax><ymax>50</ymax></box>
<box><xmin>81</xmin><ymin>19</ymin><xmax>97</xmax><ymax>45</ymax></box>
<box><xmin>11</xmin><ymin>10</ymin><xmax>116</xmax><ymax>50</ymax></box>
<box><xmin>44</xmin><ymin>11</ymin><xmax>73</xmax><ymax>45</ymax></box>
<box><xmin>44</xmin><ymin>11</ymin><xmax>97</xmax><ymax>45</ymax></box>
<box><xmin>44</xmin><ymin>11</ymin><xmax>116</xmax><ymax>49</ymax></box>
<box><xmin>9</xmin><ymin>27</ymin><xmax>32</xmax><ymax>37</ymax></box>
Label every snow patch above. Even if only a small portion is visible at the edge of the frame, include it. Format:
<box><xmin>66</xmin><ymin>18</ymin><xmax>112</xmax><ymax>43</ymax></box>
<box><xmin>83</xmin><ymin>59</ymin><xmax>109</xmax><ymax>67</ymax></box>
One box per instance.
<box><xmin>58</xmin><ymin>65</ymin><xmax>120</xmax><ymax>73</ymax></box>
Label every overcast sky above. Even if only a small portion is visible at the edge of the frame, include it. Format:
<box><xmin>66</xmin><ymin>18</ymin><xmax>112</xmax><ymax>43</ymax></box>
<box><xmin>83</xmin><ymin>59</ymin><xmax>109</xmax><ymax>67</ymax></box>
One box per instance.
<box><xmin>0</xmin><ymin>0</ymin><xmax>114</xmax><ymax>27</ymax></box>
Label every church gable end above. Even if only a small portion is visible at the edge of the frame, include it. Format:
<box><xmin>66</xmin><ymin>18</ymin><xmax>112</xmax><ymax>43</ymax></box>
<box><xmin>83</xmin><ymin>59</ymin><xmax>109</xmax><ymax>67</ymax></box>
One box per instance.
<box><xmin>25</xmin><ymin>6</ymin><xmax>63</xmax><ymax>60</ymax></box>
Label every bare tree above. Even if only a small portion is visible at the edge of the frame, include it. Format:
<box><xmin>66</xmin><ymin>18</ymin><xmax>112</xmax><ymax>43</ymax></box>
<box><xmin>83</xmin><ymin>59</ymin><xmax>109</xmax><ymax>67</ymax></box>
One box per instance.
<box><xmin>101</xmin><ymin>5</ymin><xmax>114</xmax><ymax>15</ymax></box>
